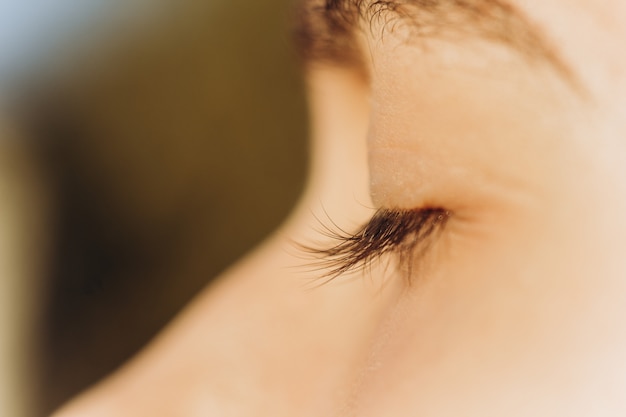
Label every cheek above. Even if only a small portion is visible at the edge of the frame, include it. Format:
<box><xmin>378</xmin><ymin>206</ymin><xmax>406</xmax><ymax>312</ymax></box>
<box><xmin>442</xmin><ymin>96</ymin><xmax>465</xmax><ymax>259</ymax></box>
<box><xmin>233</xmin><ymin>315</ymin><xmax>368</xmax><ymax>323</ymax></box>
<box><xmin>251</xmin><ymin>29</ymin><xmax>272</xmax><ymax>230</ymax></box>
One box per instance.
<box><xmin>352</xmin><ymin>178</ymin><xmax>626</xmax><ymax>416</ymax></box>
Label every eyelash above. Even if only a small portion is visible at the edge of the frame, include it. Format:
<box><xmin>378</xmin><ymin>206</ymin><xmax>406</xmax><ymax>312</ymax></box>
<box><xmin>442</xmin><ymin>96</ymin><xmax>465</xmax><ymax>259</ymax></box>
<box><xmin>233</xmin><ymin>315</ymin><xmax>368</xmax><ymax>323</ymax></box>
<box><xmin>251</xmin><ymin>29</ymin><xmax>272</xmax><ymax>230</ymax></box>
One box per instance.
<box><xmin>303</xmin><ymin>207</ymin><xmax>451</xmax><ymax>284</ymax></box>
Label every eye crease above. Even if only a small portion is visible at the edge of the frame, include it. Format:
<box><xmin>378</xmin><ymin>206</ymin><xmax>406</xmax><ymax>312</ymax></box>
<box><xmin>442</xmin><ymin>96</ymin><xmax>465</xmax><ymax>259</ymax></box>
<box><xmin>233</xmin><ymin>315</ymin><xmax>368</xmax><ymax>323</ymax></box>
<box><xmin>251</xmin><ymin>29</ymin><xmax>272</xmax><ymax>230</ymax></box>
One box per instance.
<box><xmin>303</xmin><ymin>208</ymin><xmax>451</xmax><ymax>285</ymax></box>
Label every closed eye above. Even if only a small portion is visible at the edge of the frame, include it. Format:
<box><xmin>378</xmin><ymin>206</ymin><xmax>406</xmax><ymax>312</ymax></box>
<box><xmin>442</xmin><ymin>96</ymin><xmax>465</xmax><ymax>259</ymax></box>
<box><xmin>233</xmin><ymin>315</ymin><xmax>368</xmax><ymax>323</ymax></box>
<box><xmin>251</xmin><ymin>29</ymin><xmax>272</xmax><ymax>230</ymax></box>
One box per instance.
<box><xmin>301</xmin><ymin>207</ymin><xmax>451</xmax><ymax>285</ymax></box>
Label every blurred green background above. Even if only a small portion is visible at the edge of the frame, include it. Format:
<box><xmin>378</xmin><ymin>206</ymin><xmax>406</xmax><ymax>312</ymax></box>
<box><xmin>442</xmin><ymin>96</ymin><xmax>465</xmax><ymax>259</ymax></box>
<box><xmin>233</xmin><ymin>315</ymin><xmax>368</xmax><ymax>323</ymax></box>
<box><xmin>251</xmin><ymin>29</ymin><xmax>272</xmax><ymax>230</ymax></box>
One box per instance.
<box><xmin>10</xmin><ymin>0</ymin><xmax>308</xmax><ymax>414</ymax></box>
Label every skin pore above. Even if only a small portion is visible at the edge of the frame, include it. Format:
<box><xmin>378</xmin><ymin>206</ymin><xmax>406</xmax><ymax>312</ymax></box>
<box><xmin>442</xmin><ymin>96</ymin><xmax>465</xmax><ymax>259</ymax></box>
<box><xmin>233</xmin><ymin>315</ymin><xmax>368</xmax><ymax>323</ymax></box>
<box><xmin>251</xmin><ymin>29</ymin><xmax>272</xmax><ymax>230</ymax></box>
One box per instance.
<box><xmin>54</xmin><ymin>0</ymin><xmax>626</xmax><ymax>416</ymax></box>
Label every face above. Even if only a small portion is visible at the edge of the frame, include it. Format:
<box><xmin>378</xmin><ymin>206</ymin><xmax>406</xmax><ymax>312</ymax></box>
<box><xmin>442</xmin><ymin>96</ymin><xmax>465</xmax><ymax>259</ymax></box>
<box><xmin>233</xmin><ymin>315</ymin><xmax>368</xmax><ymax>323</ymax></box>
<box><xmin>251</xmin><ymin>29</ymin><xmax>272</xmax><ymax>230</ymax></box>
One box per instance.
<box><xmin>298</xmin><ymin>0</ymin><xmax>626</xmax><ymax>414</ymax></box>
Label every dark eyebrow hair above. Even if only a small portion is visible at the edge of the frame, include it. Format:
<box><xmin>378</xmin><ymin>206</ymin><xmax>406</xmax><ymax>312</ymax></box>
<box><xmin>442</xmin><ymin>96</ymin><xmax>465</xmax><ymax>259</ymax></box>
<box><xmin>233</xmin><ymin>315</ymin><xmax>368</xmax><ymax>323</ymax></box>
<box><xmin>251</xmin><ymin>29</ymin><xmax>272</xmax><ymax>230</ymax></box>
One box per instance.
<box><xmin>292</xmin><ymin>0</ymin><xmax>573</xmax><ymax>82</ymax></box>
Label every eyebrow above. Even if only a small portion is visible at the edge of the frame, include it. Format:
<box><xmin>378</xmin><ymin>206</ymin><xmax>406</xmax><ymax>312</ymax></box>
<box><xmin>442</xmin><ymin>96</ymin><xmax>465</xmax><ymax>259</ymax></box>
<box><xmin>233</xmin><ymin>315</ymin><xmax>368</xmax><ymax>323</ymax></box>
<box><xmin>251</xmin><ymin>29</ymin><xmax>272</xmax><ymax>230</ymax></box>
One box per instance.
<box><xmin>293</xmin><ymin>0</ymin><xmax>572</xmax><ymax>81</ymax></box>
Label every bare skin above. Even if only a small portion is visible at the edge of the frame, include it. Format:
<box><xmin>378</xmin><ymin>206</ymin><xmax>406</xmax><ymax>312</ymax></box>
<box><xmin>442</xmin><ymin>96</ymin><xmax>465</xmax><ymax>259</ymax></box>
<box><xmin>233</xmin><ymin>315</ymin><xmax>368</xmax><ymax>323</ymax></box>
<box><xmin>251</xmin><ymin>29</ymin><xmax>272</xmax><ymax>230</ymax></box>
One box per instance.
<box><xmin>54</xmin><ymin>0</ymin><xmax>626</xmax><ymax>415</ymax></box>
